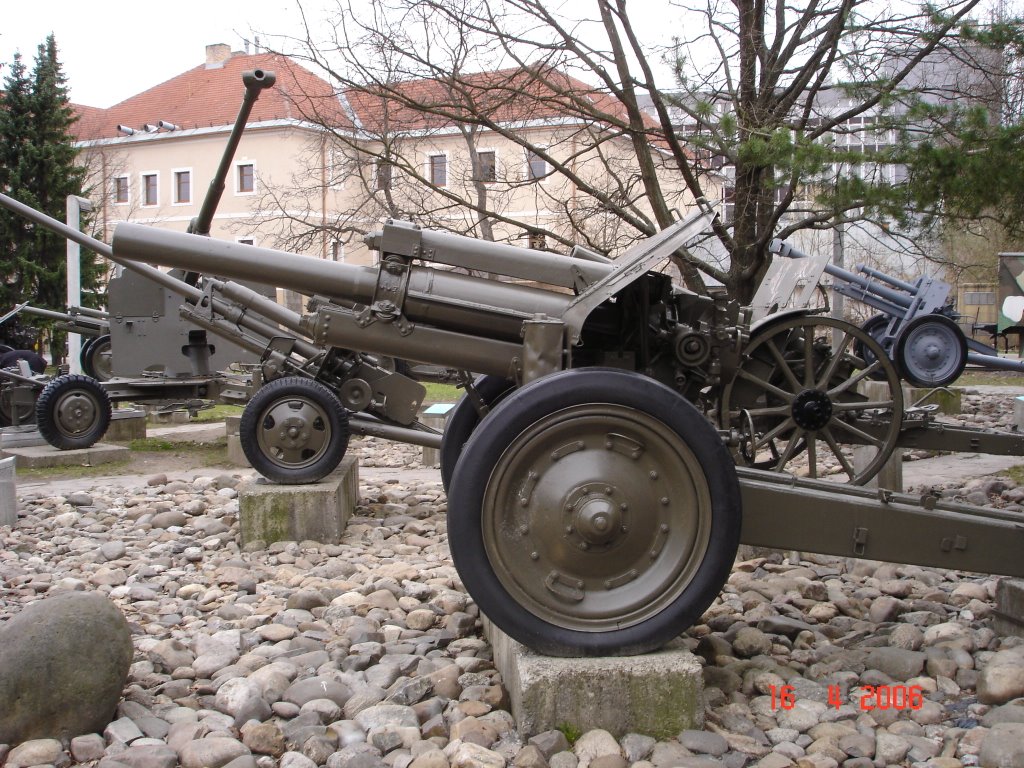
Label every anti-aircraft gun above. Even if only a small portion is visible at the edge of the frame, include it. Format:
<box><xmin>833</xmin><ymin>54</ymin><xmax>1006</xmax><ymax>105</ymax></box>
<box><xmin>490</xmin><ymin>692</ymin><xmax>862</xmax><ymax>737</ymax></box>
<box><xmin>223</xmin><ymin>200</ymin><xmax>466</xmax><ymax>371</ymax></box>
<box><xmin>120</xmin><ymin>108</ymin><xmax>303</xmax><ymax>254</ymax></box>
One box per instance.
<box><xmin>5</xmin><ymin>71</ymin><xmax>1024</xmax><ymax>659</ymax></box>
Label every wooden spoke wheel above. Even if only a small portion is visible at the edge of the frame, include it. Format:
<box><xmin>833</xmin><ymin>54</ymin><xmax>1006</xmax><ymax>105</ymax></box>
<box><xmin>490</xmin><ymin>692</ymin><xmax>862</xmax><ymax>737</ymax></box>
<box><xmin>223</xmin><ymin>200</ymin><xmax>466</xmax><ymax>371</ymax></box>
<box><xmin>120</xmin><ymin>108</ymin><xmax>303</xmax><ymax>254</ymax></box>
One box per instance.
<box><xmin>720</xmin><ymin>315</ymin><xmax>904</xmax><ymax>485</ymax></box>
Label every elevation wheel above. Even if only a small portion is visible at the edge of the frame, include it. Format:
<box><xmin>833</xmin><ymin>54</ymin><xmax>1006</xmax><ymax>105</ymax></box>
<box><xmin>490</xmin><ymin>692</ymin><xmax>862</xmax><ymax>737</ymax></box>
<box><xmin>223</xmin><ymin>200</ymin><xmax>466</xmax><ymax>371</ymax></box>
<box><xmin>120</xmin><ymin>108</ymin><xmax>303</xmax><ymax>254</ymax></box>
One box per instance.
<box><xmin>720</xmin><ymin>315</ymin><xmax>903</xmax><ymax>484</ymax></box>
<box><xmin>35</xmin><ymin>374</ymin><xmax>111</xmax><ymax>450</ymax></box>
<box><xmin>240</xmin><ymin>376</ymin><xmax>349</xmax><ymax>484</ymax></box>
<box><xmin>894</xmin><ymin>314</ymin><xmax>967</xmax><ymax>387</ymax></box>
<box><xmin>81</xmin><ymin>334</ymin><xmax>113</xmax><ymax>381</ymax></box>
<box><xmin>447</xmin><ymin>368</ymin><xmax>741</xmax><ymax>656</ymax></box>
<box><xmin>439</xmin><ymin>375</ymin><xmax>515</xmax><ymax>491</ymax></box>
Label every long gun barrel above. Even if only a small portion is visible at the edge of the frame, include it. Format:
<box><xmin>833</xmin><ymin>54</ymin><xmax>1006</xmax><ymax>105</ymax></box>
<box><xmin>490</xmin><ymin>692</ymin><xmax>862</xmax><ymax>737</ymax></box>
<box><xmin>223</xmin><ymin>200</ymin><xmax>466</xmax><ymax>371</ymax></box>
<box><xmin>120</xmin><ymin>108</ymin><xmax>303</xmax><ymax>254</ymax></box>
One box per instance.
<box><xmin>189</xmin><ymin>69</ymin><xmax>276</xmax><ymax>237</ymax></box>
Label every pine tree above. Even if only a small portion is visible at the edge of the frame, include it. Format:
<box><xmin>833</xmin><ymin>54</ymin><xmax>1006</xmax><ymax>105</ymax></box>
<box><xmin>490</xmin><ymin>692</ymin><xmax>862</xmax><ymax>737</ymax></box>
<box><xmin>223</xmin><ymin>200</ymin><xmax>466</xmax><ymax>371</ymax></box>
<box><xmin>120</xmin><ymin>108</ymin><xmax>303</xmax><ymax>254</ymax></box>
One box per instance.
<box><xmin>0</xmin><ymin>35</ymin><xmax>103</xmax><ymax>361</ymax></box>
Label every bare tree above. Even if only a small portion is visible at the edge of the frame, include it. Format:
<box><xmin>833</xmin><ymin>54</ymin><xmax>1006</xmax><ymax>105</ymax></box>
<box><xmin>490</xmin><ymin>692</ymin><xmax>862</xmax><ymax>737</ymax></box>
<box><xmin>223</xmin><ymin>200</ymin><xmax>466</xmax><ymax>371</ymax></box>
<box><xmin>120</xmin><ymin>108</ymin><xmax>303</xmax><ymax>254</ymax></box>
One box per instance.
<box><xmin>258</xmin><ymin>0</ymin><xmax>983</xmax><ymax>300</ymax></box>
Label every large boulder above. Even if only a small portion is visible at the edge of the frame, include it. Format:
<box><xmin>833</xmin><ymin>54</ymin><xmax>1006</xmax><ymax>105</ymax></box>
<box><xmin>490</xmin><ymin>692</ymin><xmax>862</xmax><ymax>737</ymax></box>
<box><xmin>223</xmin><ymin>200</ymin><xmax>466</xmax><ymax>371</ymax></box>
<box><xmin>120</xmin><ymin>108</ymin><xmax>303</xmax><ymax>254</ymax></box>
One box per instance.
<box><xmin>0</xmin><ymin>591</ymin><xmax>133</xmax><ymax>744</ymax></box>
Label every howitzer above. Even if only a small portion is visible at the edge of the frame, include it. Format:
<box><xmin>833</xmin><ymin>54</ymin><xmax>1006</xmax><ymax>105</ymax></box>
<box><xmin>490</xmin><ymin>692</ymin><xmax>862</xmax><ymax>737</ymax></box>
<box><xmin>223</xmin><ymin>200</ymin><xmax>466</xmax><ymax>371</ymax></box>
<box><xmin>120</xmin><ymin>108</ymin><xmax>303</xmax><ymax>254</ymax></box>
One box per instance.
<box><xmin>5</xmin><ymin>73</ymin><xmax>1024</xmax><ymax>658</ymax></box>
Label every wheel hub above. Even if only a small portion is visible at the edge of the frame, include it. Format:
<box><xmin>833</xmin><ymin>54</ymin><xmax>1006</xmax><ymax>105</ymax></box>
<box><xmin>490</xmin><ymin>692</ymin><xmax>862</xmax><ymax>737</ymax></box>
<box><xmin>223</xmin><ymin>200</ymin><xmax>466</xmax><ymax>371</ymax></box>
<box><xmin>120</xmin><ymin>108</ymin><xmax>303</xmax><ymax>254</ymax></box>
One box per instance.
<box><xmin>791</xmin><ymin>388</ymin><xmax>833</xmax><ymax>431</ymax></box>
<box><xmin>58</xmin><ymin>393</ymin><xmax>97</xmax><ymax>433</ymax></box>
<box><xmin>565</xmin><ymin>483</ymin><xmax>625</xmax><ymax>549</ymax></box>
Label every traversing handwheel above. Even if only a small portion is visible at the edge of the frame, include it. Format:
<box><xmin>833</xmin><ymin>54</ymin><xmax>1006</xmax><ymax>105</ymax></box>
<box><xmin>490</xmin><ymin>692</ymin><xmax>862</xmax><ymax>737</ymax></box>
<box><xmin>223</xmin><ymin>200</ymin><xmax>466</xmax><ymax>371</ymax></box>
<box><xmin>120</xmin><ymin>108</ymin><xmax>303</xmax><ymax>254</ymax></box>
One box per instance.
<box><xmin>240</xmin><ymin>376</ymin><xmax>349</xmax><ymax>484</ymax></box>
<box><xmin>447</xmin><ymin>368</ymin><xmax>741</xmax><ymax>657</ymax></box>
<box><xmin>720</xmin><ymin>315</ymin><xmax>904</xmax><ymax>485</ymax></box>
<box><xmin>36</xmin><ymin>374</ymin><xmax>111</xmax><ymax>450</ymax></box>
<box><xmin>439</xmin><ymin>375</ymin><xmax>515</xmax><ymax>491</ymax></box>
<box><xmin>894</xmin><ymin>314</ymin><xmax>967</xmax><ymax>387</ymax></box>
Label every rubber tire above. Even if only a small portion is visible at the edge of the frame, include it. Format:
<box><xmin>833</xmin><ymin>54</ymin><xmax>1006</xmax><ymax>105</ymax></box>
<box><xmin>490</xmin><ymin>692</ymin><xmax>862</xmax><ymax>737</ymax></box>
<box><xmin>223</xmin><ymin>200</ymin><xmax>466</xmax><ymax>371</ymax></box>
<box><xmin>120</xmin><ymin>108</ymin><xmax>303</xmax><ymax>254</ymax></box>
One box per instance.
<box><xmin>895</xmin><ymin>313</ymin><xmax>968</xmax><ymax>387</ymax></box>
<box><xmin>240</xmin><ymin>376</ymin><xmax>350</xmax><ymax>484</ymax></box>
<box><xmin>439</xmin><ymin>375</ymin><xmax>515</xmax><ymax>492</ymax></box>
<box><xmin>853</xmin><ymin>314</ymin><xmax>891</xmax><ymax>376</ymax></box>
<box><xmin>81</xmin><ymin>334</ymin><xmax>113</xmax><ymax>381</ymax></box>
<box><xmin>0</xmin><ymin>349</ymin><xmax>47</xmax><ymax>374</ymax></box>
<box><xmin>447</xmin><ymin>368</ymin><xmax>742</xmax><ymax>657</ymax></box>
<box><xmin>35</xmin><ymin>374</ymin><xmax>112</xmax><ymax>450</ymax></box>
<box><xmin>79</xmin><ymin>336</ymin><xmax>97</xmax><ymax>375</ymax></box>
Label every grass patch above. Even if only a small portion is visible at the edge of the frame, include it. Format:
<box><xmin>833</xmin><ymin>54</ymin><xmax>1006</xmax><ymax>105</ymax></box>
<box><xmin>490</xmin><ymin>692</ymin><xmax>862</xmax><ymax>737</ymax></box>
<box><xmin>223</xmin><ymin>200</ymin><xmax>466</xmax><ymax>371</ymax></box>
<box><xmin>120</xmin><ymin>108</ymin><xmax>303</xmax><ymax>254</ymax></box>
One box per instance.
<box><xmin>557</xmin><ymin>722</ymin><xmax>583</xmax><ymax>745</ymax></box>
<box><xmin>190</xmin><ymin>403</ymin><xmax>244</xmax><ymax>423</ymax></box>
<box><xmin>18</xmin><ymin>459</ymin><xmax>132</xmax><ymax>481</ymax></box>
<box><xmin>1006</xmin><ymin>465</ymin><xmax>1024</xmax><ymax>485</ymax></box>
<box><xmin>955</xmin><ymin>370</ymin><xmax>1024</xmax><ymax>387</ymax></box>
<box><xmin>422</xmin><ymin>382</ymin><xmax>462</xmax><ymax>402</ymax></box>
<box><xmin>130</xmin><ymin>438</ymin><xmax>177</xmax><ymax>451</ymax></box>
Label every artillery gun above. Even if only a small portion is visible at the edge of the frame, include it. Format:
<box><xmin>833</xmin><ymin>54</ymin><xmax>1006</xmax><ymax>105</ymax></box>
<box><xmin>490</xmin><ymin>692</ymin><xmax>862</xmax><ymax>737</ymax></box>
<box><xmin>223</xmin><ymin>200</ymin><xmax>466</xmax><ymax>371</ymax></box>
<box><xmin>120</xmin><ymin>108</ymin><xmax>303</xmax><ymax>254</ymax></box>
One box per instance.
<box><xmin>3</xmin><ymin>70</ymin><xmax>1024</xmax><ymax>658</ymax></box>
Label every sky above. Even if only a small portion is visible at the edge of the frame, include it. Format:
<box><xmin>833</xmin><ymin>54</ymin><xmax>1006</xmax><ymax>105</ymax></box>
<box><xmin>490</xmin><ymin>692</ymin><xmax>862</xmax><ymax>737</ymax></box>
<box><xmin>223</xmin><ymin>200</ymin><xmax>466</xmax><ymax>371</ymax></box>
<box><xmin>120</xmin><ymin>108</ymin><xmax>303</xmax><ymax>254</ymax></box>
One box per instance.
<box><xmin>1</xmin><ymin>0</ymin><xmax>680</xmax><ymax>109</ymax></box>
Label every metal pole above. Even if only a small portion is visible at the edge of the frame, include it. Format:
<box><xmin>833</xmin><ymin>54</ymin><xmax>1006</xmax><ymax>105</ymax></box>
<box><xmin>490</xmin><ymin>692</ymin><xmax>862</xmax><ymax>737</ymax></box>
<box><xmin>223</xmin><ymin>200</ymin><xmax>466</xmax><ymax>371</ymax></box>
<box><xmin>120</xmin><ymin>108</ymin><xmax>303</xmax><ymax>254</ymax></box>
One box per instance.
<box><xmin>66</xmin><ymin>195</ymin><xmax>93</xmax><ymax>374</ymax></box>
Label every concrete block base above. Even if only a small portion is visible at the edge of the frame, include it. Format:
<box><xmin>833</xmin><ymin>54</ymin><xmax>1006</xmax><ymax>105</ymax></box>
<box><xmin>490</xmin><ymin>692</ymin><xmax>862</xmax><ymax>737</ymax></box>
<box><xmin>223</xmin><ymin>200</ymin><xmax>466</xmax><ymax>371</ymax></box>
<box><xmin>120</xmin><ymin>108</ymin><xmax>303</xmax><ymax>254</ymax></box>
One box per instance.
<box><xmin>859</xmin><ymin>381</ymin><xmax>961</xmax><ymax>416</ymax></box>
<box><xmin>238</xmin><ymin>457</ymin><xmax>358</xmax><ymax>546</ymax></box>
<box><xmin>486</xmin><ymin>619</ymin><xmax>703</xmax><ymax>739</ymax></box>
<box><xmin>0</xmin><ymin>456</ymin><xmax>15</xmax><ymax>527</ymax></box>
<box><xmin>0</xmin><ymin>427</ymin><xmax>47</xmax><ymax>449</ymax></box>
<box><xmin>854</xmin><ymin>445</ymin><xmax>904</xmax><ymax>492</ymax></box>
<box><xmin>147</xmin><ymin>409</ymin><xmax>190</xmax><ymax>425</ymax></box>
<box><xmin>1014</xmin><ymin>397</ymin><xmax>1024</xmax><ymax>431</ymax></box>
<box><xmin>994</xmin><ymin>578</ymin><xmax>1024</xmax><ymax>638</ymax></box>
<box><xmin>0</xmin><ymin>443</ymin><xmax>129</xmax><ymax>469</ymax></box>
<box><xmin>105</xmin><ymin>410</ymin><xmax>147</xmax><ymax>442</ymax></box>
<box><xmin>226</xmin><ymin>435</ymin><xmax>251</xmax><ymax>467</ymax></box>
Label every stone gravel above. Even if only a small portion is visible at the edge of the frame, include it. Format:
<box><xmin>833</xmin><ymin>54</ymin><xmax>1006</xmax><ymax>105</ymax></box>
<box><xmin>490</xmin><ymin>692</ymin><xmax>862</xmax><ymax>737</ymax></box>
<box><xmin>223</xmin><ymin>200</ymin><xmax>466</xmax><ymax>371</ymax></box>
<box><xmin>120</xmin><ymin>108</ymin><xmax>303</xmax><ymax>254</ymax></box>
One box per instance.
<box><xmin>2</xmin><ymin>390</ymin><xmax>1024</xmax><ymax>768</ymax></box>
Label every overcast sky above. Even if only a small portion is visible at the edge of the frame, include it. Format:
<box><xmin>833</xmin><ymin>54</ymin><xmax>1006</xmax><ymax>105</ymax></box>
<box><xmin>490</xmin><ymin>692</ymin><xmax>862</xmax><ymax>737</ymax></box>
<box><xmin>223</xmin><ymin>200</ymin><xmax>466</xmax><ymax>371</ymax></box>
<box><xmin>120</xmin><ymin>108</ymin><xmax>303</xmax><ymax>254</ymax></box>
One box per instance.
<box><xmin>1</xmin><ymin>0</ymin><xmax>681</xmax><ymax>109</ymax></box>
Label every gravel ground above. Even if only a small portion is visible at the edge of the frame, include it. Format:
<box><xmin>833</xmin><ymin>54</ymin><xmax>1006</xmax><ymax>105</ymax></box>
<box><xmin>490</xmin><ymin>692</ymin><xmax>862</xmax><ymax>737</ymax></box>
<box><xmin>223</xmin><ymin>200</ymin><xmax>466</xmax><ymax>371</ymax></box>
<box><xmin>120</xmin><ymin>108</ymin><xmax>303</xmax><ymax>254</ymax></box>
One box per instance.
<box><xmin>1</xmin><ymin>389</ymin><xmax>1024</xmax><ymax>768</ymax></box>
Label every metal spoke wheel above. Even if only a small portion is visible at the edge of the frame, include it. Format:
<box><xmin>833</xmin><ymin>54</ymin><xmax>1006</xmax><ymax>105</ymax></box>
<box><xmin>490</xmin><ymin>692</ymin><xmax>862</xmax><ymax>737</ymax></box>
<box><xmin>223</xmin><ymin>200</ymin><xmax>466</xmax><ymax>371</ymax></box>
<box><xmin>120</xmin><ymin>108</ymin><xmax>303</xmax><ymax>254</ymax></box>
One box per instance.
<box><xmin>240</xmin><ymin>376</ymin><xmax>350</xmax><ymax>484</ymax></box>
<box><xmin>720</xmin><ymin>315</ymin><xmax>904</xmax><ymax>485</ymax></box>
<box><xmin>894</xmin><ymin>314</ymin><xmax>967</xmax><ymax>387</ymax></box>
<box><xmin>447</xmin><ymin>368</ymin><xmax>741</xmax><ymax>657</ymax></box>
<box><xmin>439</xmin><ymin>375</ymin><xmax>515</xmax><ymax>492</ymax></box>
<box><xmin>81</xmin><ymin>334</ymin><xmax>113</xmax><ymax>381</ymax></box>
<box><xmin>35</xmin><ymin>374</ymin><xmax>111</xmax><ymax>450</ymax></box>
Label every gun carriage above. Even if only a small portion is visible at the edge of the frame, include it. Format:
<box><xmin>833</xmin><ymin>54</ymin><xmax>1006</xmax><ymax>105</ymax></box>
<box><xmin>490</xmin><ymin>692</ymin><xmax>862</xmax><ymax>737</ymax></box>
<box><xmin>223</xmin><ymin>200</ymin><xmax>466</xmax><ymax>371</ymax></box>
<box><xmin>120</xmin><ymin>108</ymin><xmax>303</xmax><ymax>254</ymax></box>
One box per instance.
<box><xmin>2</xmin><ymin>70</ymin><xmax>1023</xmax><ymax>658</ymax></box>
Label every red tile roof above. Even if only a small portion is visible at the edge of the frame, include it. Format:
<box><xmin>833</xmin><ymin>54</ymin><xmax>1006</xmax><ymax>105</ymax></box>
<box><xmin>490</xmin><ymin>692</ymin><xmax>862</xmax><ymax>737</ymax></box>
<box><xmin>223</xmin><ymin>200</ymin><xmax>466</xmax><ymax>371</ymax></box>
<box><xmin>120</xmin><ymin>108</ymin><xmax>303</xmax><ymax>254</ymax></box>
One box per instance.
<box><xmin>72</xmin><ymin>53</ymin><xmax>659</xmax><ymax>142</ymax></box>
<box><xmin>73</xmin><ymin>51</ymin><xmax>351</xmax><ymax>141</ymax></box>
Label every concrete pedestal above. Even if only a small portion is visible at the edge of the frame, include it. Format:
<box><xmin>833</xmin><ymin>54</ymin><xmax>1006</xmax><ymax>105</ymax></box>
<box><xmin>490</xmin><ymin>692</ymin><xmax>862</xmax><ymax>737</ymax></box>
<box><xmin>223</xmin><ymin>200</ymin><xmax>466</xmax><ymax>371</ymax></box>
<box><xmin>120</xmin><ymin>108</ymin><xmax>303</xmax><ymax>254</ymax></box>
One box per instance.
<box><xmin>224</xmin><ymin>417</ymin><xmax>250</xmax><ymax>467</ymax></box>
<box><xmin>853</xmin><ymin>445</ymin><xmax>904</xmax><ymax>491</ymax></box>
<box><xmin>105</xmin><ymin>410</ymin><xmax>147</xmax><ymax>442</ymax></box>
<box><xmin>0</xmin><ymin>427</ymin><xmax>47</xmax><ymax>449</ymax></box>
<box><xmin>994</xmin><ymin>579</ymin><xmax>1024</xmax><ymax>638</ymax></box>
<box><xmin>147</xmin><ymin>408</ymin><xmax>190</xmax><ymax>425</ymax></box>
<box><xmin>486</xmin><ymin>620</ymin><xmax>703</xmax><ymax>739</ymax></box>
<box><xmin>1014</xmin><ymin>397</ymin><xmax>1024</xmax><ymax>431</ymax></box>
<box><xmin>0</xmin><ymin>456</ymin><xmax>15</xmax><ymax>527</ymax></box>
<box><xmin>858</xmin><ymin>381</ymin><xmax>962</xmax><ymax>416</ymax></box>
<box><xmin>0</xmin><ymin>443</ymin><xmax>129</xmax><ymax>469</ymax></box>
<box><xmin>238</xmin><ymin>457</ymin><xmax>358</xmax><ymax>546</ymax></box>
<box><xmin>421</xmin><ymin>404</ymin><xmax>455</xmax><ymax>468</ymax></box>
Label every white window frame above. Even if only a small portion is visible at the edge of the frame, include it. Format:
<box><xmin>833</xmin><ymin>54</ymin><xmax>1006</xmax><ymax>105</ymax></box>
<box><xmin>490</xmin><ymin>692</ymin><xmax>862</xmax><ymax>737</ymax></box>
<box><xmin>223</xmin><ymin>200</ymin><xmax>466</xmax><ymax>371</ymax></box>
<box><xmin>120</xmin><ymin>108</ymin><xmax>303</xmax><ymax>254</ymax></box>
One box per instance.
<box><xmin>477</xmin><ymin>148</ymin><xmax>498</xmax><ymax>184</ymax></box>
<box><xmin>235</xmin><ymin>161</ymin><xmax>257</xmax><ymax>195</ymax></box>
<box><xmin>113</xmin><ymin>175</ymin><xmax>130</xmax><ymax>206</ymax></box>
<box><xmin>140</xmin><ymin>171</ymin><xmax>160</xmax><ymax>207</ymax></box>
<box><xmin>428</xmin><ymin>152</ymin><xmax>448</xmax><ymax>188</ymax></box>
<box><xmin>172</xmin><ymin>167</ymin><xmax>193</xmax><ymax>206</ymax></box>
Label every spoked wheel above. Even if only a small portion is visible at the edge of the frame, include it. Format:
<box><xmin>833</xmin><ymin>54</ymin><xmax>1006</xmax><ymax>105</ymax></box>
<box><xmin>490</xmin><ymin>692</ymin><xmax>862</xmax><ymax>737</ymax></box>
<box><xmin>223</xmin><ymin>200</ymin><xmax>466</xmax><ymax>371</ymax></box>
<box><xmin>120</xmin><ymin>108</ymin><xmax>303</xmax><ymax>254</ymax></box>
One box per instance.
<box><xmin>447</xmin><ymin>368</ymin><xmax>741</xmax><ymax>656</ymax></box>
<box><xmin>35</xmin><ymin>374</ymin><xmax>112</xmax><ymax>450</ymax></box>
<box><xmin>81</xmin><ymin>334</ymin><xmax>113</xmax><ymax>381</ymax></box>
<box><xmin>894</xmin><ymin>314</ymin><xmax>967</xmax><ymax>387</ymax></box>
<box><xmin>720</xmin><ymin>315</ymin><xmax>904</xmax><ymax>485</ymax></box>
<box><xmin>439</xmin><ymin>375</ymin><xmax>515</xmax><ymax>492</ymax></box>
<box><xmin>240</xmin><ymin>376</ymin><xmax>350</xmax><ymax>484</ymax></box>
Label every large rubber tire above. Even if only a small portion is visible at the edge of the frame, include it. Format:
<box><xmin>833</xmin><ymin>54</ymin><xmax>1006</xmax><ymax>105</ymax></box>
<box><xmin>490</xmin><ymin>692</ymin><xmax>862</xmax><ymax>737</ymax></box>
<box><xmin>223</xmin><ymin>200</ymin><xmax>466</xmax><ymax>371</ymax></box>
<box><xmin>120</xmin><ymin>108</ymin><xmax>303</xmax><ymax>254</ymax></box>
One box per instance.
<box><xmin>447</xmin><ymin>368</ymin><xmax>741</xmax><ymax>657</ymax></box>
<box><xmin>439</xmin><ymin>375</ymin><xmax>515</xmax><ymax>492</ymax></box>
<box><xmin>853</xmin><ymin>314</ymin><xmax>891</xmax><ymax>379</ymax></box>
<box><xmin>240</xmin><ymin>377</ymin><xmax>350</xmax><ymax>484</ymax></box>
<box><xmin>0</xmin><ymin>350</ymin><xmax>47</xmax><ymax>374</ymax></box>
<box><xmin>81</xmin><ymin>334</ymin><xmax>113</xmax><ymax>381</ymax></box>
<box><xmin>894</xmin><ymin>314</ymin><xmax>968</xmax><ymax>387</ymax></box>
<box><xmin>35</xmin><ymin>374</ymin><xmax>112</xmax><ymax>450</ymax></box>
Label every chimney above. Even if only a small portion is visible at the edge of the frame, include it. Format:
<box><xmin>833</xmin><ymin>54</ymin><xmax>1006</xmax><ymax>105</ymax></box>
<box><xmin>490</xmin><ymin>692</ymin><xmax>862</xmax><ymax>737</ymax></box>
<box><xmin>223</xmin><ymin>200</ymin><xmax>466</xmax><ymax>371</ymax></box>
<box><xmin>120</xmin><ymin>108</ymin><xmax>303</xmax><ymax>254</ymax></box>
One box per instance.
<box><xmin>205</xmin><ymin>43</ymin><xmax>232</xmax><ymax>69</ymax></box>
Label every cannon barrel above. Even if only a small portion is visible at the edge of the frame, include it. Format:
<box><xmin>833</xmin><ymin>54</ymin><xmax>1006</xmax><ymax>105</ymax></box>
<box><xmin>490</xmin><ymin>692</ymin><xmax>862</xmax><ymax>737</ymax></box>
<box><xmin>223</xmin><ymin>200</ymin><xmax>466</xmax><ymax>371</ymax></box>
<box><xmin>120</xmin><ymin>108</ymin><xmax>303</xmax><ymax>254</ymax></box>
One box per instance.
<box><xmin>112</xmin><ymin>223</ymin><xmax>573</xmax><ymax>341</ymax></box>
<box><xmin>822</xmin><ymin>263</ymin><xmax>913</xmax><ymax>312</ymax></box>
<box><xmin>857</xmin><ymin>264</ymin><xmax>918</xmax><ymax>294</ymax></box>
<box><xmin>189</xmin><ymin>69</ymin><xmax>276</xmax><ymax>237</ymax></box>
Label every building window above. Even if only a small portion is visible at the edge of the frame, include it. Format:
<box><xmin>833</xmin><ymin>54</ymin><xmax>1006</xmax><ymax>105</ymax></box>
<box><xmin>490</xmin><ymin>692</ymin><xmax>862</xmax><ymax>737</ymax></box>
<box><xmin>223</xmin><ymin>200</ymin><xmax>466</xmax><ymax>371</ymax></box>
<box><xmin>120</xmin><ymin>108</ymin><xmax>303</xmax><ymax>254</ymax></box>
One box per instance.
<box><xmin>477</xmin><ymin>150</ymin><xmax>496</xmax><ymax>182</ymax></box>
<box><xmin>429</xmin><ymin>154</ymin><xmax>447</xmax><ymax>187</ymax></box>
<box><xmin>375</xmin><ymin>160</ymin><xmax>392</xmax><ymax>191</ymax></box>
<box><xmin>237</xmin><ymin>163</ymin><xmax>255</xmax><ymax>194</ymax></box>
<box><xmin>113</xmin><ymin>176</ymin><xmax>129</xmax><ymax>205</ymax></box>
<box><xmin>528</xmin><ymin>232</ymin><xmax>546</xmax><ymax>250</ymax></box>
<box><xmin>174</xmin><ymin>170</ymin><xmax>191</xmax><ymax>204</ymax></box>
<box><xmin>142</xmin><ymin>173</ymin><xmax>158</xmax><ymax>206</ymax></box>
<box><xmin>331</xmin><ymin>241</ymin><xmax>345</xmax><ymax>262</ymax></box>
<box><xmin>527</xmin><ymin>150</ymin><xmax>547</xmax><ymax>181</ymax></box>
<box><xmin>237</xmin><ymin>238</ymin><xmax>255</xmax><ymax>246</ymax></box>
